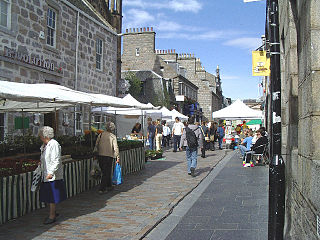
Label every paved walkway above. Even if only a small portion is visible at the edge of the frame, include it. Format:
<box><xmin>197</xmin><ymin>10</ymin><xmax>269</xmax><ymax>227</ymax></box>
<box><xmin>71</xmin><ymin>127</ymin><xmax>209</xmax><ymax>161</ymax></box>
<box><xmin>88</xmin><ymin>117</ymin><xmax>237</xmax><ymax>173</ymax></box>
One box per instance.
<box><xmin>145</xmin><ymin>151</ymin><xmax>269</xmax><ymax>240</ymax></box>
<box><xmin>0</xmin><ymin>148</ymin><xmax>227</xmax><ymax>240</ymax></box>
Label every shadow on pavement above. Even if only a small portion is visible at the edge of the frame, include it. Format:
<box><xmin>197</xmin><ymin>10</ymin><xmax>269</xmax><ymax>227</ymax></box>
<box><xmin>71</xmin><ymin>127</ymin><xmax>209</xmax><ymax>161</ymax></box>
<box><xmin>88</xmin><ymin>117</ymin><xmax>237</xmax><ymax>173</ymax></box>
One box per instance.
<box><xmin>0</xmin><ymin>159</ymin><xmax>180</xmax><ymax>240</ymax></box>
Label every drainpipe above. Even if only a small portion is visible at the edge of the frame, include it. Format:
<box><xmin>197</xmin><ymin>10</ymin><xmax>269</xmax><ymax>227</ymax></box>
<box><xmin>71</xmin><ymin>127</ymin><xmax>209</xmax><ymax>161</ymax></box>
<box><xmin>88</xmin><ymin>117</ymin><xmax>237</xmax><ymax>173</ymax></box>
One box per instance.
<box><xmin>267</xmin><ymin>0</ymin><xmax>285</xmax><ymax>239</ymax></box>
<box><xmin>74</xmin><ymin>11</ymin><xmax>80</xmax><ymax>135</ymax></box>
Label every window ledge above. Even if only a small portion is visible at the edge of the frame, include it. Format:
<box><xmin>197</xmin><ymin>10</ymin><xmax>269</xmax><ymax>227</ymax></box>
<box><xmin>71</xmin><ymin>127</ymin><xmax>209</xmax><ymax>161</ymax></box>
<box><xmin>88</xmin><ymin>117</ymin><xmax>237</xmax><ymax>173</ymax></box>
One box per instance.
<box><xmin>43</xmin><ymin>44</ymin><xmax>60</xmax><ymax>54</ymax></box>
<box><xmin>0</xmin><ymin>26</ymin><xmax>15</xmax><ymax>36</ymax></box>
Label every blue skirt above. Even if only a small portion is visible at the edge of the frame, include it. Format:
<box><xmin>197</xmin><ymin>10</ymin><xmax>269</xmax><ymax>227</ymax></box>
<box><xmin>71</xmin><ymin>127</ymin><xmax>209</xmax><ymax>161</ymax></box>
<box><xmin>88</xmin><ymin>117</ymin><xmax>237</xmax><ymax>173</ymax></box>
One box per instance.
<box><xmin>39</xmin><ymin>180</ymin><xmax>67</xmax><ymax>204</ymax></box>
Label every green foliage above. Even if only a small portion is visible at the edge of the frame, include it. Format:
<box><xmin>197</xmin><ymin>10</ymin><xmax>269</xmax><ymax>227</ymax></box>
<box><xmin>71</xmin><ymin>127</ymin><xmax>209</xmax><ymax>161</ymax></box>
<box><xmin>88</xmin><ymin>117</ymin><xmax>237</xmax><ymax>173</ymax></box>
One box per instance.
<box><xmin>125</xmin><ymin>71</ymin><xmax>142</xmax><ymax>97</ymax></box>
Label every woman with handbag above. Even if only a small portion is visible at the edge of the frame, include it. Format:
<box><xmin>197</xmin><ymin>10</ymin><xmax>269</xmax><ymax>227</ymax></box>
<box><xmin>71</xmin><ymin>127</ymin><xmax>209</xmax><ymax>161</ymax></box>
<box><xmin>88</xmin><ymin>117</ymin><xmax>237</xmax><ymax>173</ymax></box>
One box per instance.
<box><xmin>94</xmin><ymin>121</ymin><xmax>120</xmax><ymax>194</ymax></box>
<box><xmin>38</xmin><ymin>126</ymin><xmax>66</xmax><ymax>225</ymax></box>
<box><xmin>209</xmin><ymin>122</ymin><xmax>217</xmax><ymax>151</ymax></box>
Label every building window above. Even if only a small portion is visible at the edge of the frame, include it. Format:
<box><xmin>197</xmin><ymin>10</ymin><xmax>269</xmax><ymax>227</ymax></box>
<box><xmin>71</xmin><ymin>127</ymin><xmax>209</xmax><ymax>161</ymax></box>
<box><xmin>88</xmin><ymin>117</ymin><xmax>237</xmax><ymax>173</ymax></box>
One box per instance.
<box><xmin>75</xmin><ymin>106</ymin><xmax>82</xmax><ymax>132</ymax></box>
<box><xmin>178</xmin><ymin>82</ymin><xmax>182</xmax><ymax>95</ymax></box>
<box><xmin>0</xmin><ymin>113</ymin><xmax>5</xmax><ymax>141</ymax></box>
<box><xmin>135</xmin><ymin>48</ymin><xmax>140</xmax><ymax>56</ymax></box>
<box><xmin>46</xmin><ymin>7</ymin><xmax>56</xmax><ymax>47</ymax></box>
<box><xmin>0</xmin><ymin>0</ymin><xmax>10</xmax><ymax>29</ymax></box>
<box><xmin>96</xmin><ymin>38</ymin><xmax>103</xmax><ymax>70</ymax></box>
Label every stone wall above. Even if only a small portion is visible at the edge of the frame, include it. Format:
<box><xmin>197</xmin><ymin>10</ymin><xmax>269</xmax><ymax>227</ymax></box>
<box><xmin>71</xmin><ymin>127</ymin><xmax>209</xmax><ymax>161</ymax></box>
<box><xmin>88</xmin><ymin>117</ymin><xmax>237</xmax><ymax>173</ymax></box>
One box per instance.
<box><xmin>0</xmin><ymin>0</ymin><xmax>118</xmax><ymax>137</ymax></box>
<box><xmin>279</xmin><ymin>1</ymin><xmax>320</xmax><ymax>239</ymax></box>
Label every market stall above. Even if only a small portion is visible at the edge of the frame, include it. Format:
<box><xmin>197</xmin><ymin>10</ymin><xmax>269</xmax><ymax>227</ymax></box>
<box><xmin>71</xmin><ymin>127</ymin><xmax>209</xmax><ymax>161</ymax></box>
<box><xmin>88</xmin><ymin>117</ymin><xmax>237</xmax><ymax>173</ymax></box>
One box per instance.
<box><xmin>0</xmin><ymin>81</ymin><xmax>147</xmax><ymax>224</ymax></box>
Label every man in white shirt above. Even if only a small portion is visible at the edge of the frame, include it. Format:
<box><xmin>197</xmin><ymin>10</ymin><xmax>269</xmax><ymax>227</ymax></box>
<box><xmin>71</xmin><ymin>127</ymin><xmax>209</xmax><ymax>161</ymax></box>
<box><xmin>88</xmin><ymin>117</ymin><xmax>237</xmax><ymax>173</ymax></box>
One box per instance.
<box><xmin>162</xmin><ymin>121</ymin><xmax>171</xmax><ymax>148</ymax></box>
<box><xmin>172</xmin><ymin>117</ymin><xmax>184</xmax><ymax>152</ymax></box>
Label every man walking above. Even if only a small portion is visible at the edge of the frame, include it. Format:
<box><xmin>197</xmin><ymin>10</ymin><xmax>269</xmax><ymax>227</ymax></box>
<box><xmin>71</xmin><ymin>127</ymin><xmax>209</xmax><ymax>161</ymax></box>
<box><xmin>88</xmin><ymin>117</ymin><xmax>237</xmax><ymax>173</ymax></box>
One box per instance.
<box><xmin>179</xmin><ymin>117</ymin><xmax>203</xmax><ymax>177</ymax></box>
<box><xmin>172</xmin><ymin>117</ymin><xmax>184</xmax><ymax>152</ymax></box>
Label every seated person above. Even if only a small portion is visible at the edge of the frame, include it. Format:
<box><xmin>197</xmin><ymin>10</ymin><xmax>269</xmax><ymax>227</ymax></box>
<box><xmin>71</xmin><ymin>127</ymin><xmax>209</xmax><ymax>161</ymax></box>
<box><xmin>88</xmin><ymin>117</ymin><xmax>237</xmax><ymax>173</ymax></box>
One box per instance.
<box><xmin>239</xmin><ymin>129</ymin><xmax>253</xmax><ymax>157</ymax></box>
<box><xmin>131</xmin><ymin>123</ymin><xmax>142</xmax><ymax>137</ymax></box>
<box><xmin>251</xmin><ymin>128</ymin><xmax>268</xmax><ymax>154</ymax></box>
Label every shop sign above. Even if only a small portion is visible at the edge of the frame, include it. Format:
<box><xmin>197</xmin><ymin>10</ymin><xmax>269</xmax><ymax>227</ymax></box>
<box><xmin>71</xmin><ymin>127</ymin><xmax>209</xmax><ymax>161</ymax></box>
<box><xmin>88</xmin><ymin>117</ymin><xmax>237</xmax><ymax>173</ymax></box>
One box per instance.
<box><xmin>4</xmin><ymin>47</ymin><xmax>55</xmax><ymax>71</ymax></box>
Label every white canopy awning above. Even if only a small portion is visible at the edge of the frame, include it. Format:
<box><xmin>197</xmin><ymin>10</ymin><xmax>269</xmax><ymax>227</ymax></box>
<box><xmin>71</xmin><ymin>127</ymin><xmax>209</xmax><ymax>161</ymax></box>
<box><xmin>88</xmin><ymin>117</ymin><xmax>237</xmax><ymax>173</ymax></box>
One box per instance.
<box><xmin>170</xmin><ymin>109</ymin><xmax>188</xmax><ymax>121</ymax></box>
<box><xmin>212</xmin><ymin>99</ymin><xmax>263</xmax><ymax>120</ymax></box>
<box><xmin>0</xmin><ymin>81</ymin><xmax>143</xmax><ymax>112</ymax></box>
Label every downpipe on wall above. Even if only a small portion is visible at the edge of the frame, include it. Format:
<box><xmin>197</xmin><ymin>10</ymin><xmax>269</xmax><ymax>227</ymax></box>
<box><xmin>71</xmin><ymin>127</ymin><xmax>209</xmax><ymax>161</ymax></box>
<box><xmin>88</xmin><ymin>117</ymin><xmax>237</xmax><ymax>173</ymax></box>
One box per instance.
<box><xmin>267</xmin><ymin>0</ymin><xmax>285</xmax><ymax>239</ymax></box>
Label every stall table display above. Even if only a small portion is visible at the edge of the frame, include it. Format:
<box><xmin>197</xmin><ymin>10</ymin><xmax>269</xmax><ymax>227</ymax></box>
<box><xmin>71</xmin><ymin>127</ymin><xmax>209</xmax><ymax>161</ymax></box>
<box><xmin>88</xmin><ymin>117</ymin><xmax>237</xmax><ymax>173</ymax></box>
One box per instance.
<box><xmin>0</xmin><ymin>140</ymin><xmax>145</xmax><ymax>224</ymax></box>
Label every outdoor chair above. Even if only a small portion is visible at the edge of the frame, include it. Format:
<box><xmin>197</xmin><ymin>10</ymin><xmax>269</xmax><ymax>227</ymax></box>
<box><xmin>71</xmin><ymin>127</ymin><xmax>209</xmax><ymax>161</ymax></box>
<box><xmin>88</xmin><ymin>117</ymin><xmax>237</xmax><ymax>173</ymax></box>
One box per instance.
<box><xmin>252</xmin><ymin>143</ymin><xmax>269</xmax><ymax>165</ymax></box>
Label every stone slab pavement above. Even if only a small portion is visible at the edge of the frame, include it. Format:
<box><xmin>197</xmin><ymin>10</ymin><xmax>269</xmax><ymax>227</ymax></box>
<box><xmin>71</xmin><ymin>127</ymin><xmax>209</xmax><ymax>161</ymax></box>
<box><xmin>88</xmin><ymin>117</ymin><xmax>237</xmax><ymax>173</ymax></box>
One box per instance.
<box><xmin>145</xmin><ymin>151</ymin><xmax>269</xmax><ymax>240</ymax></box>
<box><xmin>0</xmin><ymin>148</ymin><xmax>228</xmax><ymax>240</ymax></box>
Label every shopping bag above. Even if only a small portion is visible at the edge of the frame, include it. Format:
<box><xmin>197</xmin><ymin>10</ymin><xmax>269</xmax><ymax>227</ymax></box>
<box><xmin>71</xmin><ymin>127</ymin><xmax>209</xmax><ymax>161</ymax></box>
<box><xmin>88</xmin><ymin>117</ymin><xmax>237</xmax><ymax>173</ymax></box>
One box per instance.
<box><xmin>31</xmin><ymin>165</ymin><xmax>42</xmax><ymax>192</ymax></box>
<box><xmin>90</xmin><ymin>159</ymin><xmax>101</xmax><ymax>180</ymax></box>
<box><xmin>112</xmin><ymin>163</ymin><xmax>122</xmax><ymax>185</ymax></box>
<box><xmin>146</xmin><ymin>139</ymin><xmax>150</xmax><ymax>146</ymax></box>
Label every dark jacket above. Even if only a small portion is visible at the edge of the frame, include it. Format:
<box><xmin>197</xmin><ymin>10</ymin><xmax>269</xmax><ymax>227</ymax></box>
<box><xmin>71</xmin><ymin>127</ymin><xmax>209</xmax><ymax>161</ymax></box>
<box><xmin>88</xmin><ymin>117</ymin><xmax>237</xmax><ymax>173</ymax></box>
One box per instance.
<box><xmin>251</xmin><ymin>136</ymin><xmax>268</xmax><ymax>154</ymax></box>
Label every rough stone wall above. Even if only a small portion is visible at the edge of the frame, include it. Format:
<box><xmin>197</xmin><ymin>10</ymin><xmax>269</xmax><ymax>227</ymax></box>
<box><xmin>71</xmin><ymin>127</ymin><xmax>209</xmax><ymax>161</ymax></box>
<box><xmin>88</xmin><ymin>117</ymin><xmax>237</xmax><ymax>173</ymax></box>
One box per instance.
<box><xmin>279</xmin><ymin>1</ymin><xmax>320</xmax><ymax>239</ymax></box>
<box><xmin>122</xmin><ymin>29</ymin><xmax>158</xmax><ymax>72</ymax></box>
<box><xmin>177</xmin><ymin>57</ymin><xmax>216</xmax><ymax>121</ymax></box>
<box><xmin>0</xmin><ymin>0</ymin><xmax>118</xmax><ymax>136</ymax></box>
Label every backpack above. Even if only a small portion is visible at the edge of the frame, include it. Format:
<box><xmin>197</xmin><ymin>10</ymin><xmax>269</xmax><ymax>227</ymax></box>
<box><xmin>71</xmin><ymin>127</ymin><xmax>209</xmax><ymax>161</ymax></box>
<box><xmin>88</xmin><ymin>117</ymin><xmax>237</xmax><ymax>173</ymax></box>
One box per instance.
<box><xmin>185</xmin><ymin>126</ymin><xmax>198</xmax><ymax>150</ymax></box>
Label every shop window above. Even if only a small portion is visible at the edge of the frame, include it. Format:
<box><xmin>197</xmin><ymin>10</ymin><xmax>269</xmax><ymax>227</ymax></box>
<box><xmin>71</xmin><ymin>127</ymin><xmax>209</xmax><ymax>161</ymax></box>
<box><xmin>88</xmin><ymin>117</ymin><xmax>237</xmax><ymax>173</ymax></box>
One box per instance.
<box><xmin>96</xmin><ymin>38</ymin><xmax>103</xmax><ymax>70</ymax></box>
<box><xmin>46</xmin><ymin>7</ymin><xmax>56</xmax><ymax>47</ymax></box>
<box><xmin>0</xmin><ymin>0</ymin><xmax>10</xmax><ymax>29</ymax></box>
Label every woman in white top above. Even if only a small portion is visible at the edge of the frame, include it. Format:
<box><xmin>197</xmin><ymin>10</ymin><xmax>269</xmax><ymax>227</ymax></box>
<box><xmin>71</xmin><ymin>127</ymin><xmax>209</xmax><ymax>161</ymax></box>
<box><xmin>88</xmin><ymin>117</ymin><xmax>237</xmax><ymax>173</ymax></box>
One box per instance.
<box><xmin>39</xmin><ymin>126</ymin><xmax>66</xmax><ymax>224</ymax></box>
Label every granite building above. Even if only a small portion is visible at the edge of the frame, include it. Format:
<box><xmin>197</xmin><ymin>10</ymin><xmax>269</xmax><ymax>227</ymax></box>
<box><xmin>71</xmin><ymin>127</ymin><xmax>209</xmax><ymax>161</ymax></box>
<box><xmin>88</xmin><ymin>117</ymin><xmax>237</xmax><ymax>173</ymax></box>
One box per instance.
<box><xmin>0</xmin><ymin>0</ymin><xmax>122</xmax><ymax>138</ymax></box>
<box><xmin>121</xmin><ymin>27</ymin><xmax>222</xmax><ymax>121</ymax></box>
<box><xmin>277</xmin><ymin>1</ymin><xmax>320</xmax><ymax>239</ymax></box>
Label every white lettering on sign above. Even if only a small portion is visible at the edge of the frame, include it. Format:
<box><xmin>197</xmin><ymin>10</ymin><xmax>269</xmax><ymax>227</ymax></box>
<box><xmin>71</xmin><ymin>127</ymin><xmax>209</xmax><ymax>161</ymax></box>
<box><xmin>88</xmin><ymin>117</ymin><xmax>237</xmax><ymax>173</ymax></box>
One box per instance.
<box><xmin>4</xmin><ymin>47</ymin><xmax>55</xmax><ymax>71</ymax></box>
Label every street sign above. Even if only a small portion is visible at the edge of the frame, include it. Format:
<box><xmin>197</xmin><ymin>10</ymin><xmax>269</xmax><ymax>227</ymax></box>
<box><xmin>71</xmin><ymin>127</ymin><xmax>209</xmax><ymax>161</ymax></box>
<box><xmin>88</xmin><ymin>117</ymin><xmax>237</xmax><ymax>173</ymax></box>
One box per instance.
<box><xmin>175</xmin><ymin>95</ymin><xmax>185</xmax><ymax>102</ymax></box>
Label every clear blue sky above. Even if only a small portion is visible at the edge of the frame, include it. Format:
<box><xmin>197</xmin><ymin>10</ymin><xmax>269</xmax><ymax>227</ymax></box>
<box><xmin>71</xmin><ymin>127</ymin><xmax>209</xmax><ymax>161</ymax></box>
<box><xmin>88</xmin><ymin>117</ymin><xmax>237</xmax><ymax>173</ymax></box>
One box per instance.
<box><xmin>122</xmin><ymin>0</ymin><xmax>266</xmax><ymax>100</ymax></box>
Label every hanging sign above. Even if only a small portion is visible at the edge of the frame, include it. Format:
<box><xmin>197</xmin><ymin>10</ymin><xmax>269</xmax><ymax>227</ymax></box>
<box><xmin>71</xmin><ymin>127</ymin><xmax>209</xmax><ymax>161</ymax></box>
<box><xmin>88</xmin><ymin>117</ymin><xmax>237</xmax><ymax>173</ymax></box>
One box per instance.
<box><xmin>252</xmin><ymin>51</ymin><xmax>270</xmax><ymax>76</ymax></box>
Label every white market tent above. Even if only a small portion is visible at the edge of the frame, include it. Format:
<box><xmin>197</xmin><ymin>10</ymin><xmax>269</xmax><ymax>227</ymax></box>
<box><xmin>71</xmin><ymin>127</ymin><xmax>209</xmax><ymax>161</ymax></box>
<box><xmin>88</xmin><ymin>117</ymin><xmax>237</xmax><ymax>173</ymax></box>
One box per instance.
<box><xmin>212</xmin><ymin>99</ymin><xmax>263</xmax><ymax>120</ymax></box>
<box><xmin>170</xmin><ymin>109</ymin><xmax>188</xmax><ymax>121</ymax></box>
<box><xmin>0</xmin><ymin>81</ymin><xmax>144</xmax><ymax>112</ymax></box>
<box><xmin>92</xmin><ymin>96</ymin><xmax>173</xmax><ymax>138</ymax></box>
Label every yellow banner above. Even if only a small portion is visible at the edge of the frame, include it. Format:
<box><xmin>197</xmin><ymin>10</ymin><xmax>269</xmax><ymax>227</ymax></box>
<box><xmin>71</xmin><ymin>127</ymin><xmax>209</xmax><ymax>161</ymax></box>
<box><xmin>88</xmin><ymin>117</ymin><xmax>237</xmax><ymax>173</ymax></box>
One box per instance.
<box><xmin>252</xmin><ymin>51</ymin><xmax>270</xmax><ymax>76</ymax></box>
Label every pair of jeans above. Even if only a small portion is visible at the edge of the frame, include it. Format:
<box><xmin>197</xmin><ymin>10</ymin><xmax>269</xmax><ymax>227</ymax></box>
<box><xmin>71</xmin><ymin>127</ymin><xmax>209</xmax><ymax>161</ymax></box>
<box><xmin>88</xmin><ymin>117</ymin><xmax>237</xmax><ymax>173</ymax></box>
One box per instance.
<box><xmin>162</xmin><ymin>135</ymin><xmax>170</xmax><ymax>147</ymax></box>
<box><xmin>186</xmin><ymin>147</ymin><xmax>198</xmax><ymax>173</ymax></box>
<box><xmin>218</xmin><ymin>137</ymin><xmax>223</xmax><ymax>149</ymax></box>
<box><xmin>239</xmin><ymin>145</ymin><xmax>248</xmax><ymax>156</ymax></box>
<box><xmin>148</xmin><ymin>137</ymin><xmax>155</xmax><ymax>150</ymax></box>
<box><xmin>98</xmin><ymin>156</ymin><xmax>113</xmax><ymax>191</ymax></box>
<box><xmin>173</xmin><ymin>135</ymin><xmax>181</xmax><ymax>151</ymax></box>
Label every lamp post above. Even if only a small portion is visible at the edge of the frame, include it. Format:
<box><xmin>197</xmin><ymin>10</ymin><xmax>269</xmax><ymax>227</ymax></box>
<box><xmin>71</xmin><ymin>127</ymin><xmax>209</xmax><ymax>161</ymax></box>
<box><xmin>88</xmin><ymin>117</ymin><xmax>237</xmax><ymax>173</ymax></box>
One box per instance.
<box><xmin>266</xmin><ymin>0</ymin><xmax>285</xmax><ymax>239</ymax></box>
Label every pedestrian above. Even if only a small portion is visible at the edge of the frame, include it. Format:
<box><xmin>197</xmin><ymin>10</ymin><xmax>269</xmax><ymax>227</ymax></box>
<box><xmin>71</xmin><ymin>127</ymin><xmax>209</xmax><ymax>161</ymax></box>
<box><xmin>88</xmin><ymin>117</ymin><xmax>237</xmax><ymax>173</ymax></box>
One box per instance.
<box><xmin>179</xmin><ymin>117</ymin><xmax>203</xmax><ymax>177</ymax></box>
<box><xmin>162</xmin><ymin>120</ymin><xmax>171</xmax><ymax>148</ymax></box>
<box><xmin>209</xmin><ymin>122</ymin><xmax>217</xmax><ymax>150</ymax></box>
<box><xmin>155</xmin><ymin>120</ymin><xmax>163</xmax><ymax>151</ymax></box>
<box><xmin>217</xmin><ymin>122</ymin><xmax>225</xmax><ymax>150</ymax></box>
<box><xmin>172</xmin><ymin>117</ymin><xmax>184</xmax><ymax>152</ymax></box>
<box><xmin>94</xmin><ymin>121</ymin><xmax>120</xmax><ymax>194</ymax></box>
<box><xmin>147</xmin><ymin>120</ymin><xmax>156</xmax><ymax>150</ymax></box>
<box><xmin>200</xmin><ymin>121</ymin><xmax>209</xmax><ymax>158</ymax></box>
<box><xmin>38</xmin><ymin>126</ymin><xmax>66</xmax><ymax>225</ymax></box>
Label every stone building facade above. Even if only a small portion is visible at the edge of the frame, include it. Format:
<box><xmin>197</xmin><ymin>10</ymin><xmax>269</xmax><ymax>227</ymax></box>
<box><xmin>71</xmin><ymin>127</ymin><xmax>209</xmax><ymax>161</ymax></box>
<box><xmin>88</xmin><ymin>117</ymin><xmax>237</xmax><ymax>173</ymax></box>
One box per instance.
<box><xmin>121</xmin><ymin>28</ymin><xmax>199</xmax><ymax>113</ymax></box>
<box><xmin>0</xmin><ymin>0</ymin><xmax>121</xmax><ymax>139</ymax></box>
<box><xmin>177</xmin><ymin>55</ymin><xmax>223</xmax><ymax>121</ymax></box>
<box><xmin>122</xmin><ymin>27</ymin><xmax>223</xmax><ymax>121</ymax></box>
<box><xmin>278</xmin><ymin>1</ymin><xmax>320</xmax><ymax>239</ymax></box>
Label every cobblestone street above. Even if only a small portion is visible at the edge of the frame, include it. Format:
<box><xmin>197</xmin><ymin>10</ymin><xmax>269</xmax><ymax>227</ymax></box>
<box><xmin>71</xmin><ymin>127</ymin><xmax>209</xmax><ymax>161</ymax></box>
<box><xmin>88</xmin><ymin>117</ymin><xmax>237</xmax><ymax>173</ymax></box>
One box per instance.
<box><xmin>0</xmin><ymin>149</ymin><xmax>227</xmax><ymax>240</ymax></box>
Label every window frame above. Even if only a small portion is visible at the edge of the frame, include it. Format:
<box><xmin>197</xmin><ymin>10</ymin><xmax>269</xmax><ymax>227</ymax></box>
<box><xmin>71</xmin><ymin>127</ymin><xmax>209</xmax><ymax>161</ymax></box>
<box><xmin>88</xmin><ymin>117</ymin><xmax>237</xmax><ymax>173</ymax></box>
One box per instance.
<box><xmin>96</xmin><ymin>38</ymin><xmax>103</xmax><ymax>71</ymax></box>
<box><xmin>135</xmin><ymin>47</ymin><xmax>140</xmax><ymax>56</ymax></box>
<box><xmin>0</xmin><ymin>112</ymin><xmax>7</xmax><ymax>142</ymax></box>
<box><xmin>46</xmin><ymin>7</ymin><xmax>57</xmax><ymax>48</ymax></box>
<box><xmin>0</xmin><ymin>0</ymin><xmax>11</xmax><ymax>29</ymax></box>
